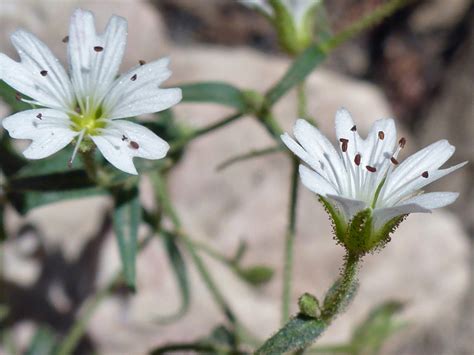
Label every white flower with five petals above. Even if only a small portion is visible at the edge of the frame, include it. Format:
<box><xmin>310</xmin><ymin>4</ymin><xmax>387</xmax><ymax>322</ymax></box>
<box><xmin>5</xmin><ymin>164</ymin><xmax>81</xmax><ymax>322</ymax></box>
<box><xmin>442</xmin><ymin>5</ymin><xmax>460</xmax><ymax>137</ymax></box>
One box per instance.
<box><xmin>0</xmin><ymin>9</ymin><xmax>182</xmax><ymax>175</ymax></box>
<box><xmin>282</xmin><ymin>109</ymin><xmax>467</xmax><ymax>252</ymax></box>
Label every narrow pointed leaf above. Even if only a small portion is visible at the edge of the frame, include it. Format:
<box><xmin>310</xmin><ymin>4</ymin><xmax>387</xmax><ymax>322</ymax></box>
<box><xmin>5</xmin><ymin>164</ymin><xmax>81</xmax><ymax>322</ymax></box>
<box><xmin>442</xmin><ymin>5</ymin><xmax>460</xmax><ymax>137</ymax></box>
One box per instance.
<box><xmin>256</xmin><ymin>315</ymin><xmax>326</xmax><ymax>354</ymax></box>
<box><xmin>113</xmin><ymin>187</ymin><xmax>141</xmax><ymax>289</ymax></box>
<box><xmin>265</xmin><ymin>45</ymin><xmax>326</xmax><ymax>105</ymax></box>
<box><xmin>157</xmin><ymin>231</ymin><xmax>190</xmax><ymax>323</ymax></box>
<box><xmin>179</xmin><ymin>82</ymin><xmax>246</xmax><ymax>111</ymax></box>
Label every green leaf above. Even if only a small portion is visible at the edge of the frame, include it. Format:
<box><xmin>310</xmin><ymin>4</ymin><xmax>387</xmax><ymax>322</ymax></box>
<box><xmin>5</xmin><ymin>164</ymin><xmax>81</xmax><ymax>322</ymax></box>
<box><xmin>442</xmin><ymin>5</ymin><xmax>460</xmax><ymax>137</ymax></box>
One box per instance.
<box><xmin>112</xmin><ymin>187</ymin><xmax>141</xmax><ymax>289</ymax></box>
<box><xmin>236</xmin><ymin>265</ymin><xmax>274</xmax><ymax>286</ymax></box>
<box><xmin>350</xmin><ymin>301</ymin><xmax>405</xmax><ymax>355</ymax></box>
<box><xmin>179</xmin><ymin>82</ymin><xmax>247</xmax><ymax>111</ymax></box>
<box><xmin>157</xmin><ymin>231</ymin><xmax>190</xmax><ymax>323</ymax></box>
<box><xmin>0</xmin><ymin>80</ymin><xmax>31</xmax><ymax>113</ymax></box>
<box><xmin>265</xmin><ymin>44</ymin><xmax>326</xmax><ymax>105</ymax></box>
<box><xmin>256</xmin><ymin>315</ymin><xmax>326</xmax><ymax>354</ymax></box>
<box><xmin>25</xmin><ymin>326</ymin><xmax>57</xmax><ymax>355</ymax></box>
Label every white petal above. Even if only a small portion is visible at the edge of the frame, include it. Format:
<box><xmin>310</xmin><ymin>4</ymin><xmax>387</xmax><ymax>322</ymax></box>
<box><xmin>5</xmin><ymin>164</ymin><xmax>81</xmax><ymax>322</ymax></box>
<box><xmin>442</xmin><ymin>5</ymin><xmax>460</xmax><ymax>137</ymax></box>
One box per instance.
<box><xmin>0</xmin><ymin>30</ymin><xmax>73</xmax><ymax>109</ymax></box>
<box><xmin>103</xmin><ymin>58</ymin><xmax>181</xmax><ymax>119</ymax></box>
<box><xmin>68</xmin><ymin>9</ymin><xmax>127</xmax><ymax>104</ymax></box>
<box><xmin>299</xmin><ymin>165</ymin><xmax>338</xmax><ymax>196</ymax></box>
<box><xmin>384</xmin><ymin>161</ymin><xmax>467</xmax><ymax>205</ymax></box>
<box><xmin>384</xmin><ymin>140</ymin><xmax>455</xmax><ymax>195</ymax></box>
<box><xmin>281</xmin><ymin>133</ymin><xmax>326</xmax><ymax>177</ymax></box>
<box><xmin>293</xmin><ymin>119</ymin><xmax>346</xmax><ymax>193</ymax></box>
<box><xmin>91</xmin><ymin>120</ymin><xmax>169</xmax><ymax>175</ymax></box>
<box><xmin>401</xmin><ymin>192</ymin><xmax>459</xmax><ymax>210</ymax></box>
<box><xmin>372</xmin><ymin>203</ymin><xmax>430</xmax><ymax>231</ymax></box>
<box><xmin>326</xmin><ymin>194</ymin><xmax>367</xmax><ymax>223</ymax></box>
<box><xmin>2</xmin><ymin>109</ymin><xmax>77</xmax><ymax>159</ymax></box>
<box><xmin>335</xmin><ymin>107</ymin><xmax>362</xmax><ymax>158</ymax></box>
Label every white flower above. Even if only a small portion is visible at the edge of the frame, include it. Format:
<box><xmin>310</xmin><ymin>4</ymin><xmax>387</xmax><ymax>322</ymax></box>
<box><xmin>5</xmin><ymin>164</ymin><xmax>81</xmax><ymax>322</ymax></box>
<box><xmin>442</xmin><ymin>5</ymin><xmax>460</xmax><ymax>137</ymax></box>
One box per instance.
<box><xmin>0</xmin><ymin>9</ymin><xmax>182</xmax><ymax>175</ymax></box>
<box><xmin>282</xmin><ymin>109</ymin><xmax>467</xmax><ymax>250</ymax></box>
<box><xmin>240</xmin><ymin>0</ymin><xmax>320</xmax><ymax>27</ymax></box>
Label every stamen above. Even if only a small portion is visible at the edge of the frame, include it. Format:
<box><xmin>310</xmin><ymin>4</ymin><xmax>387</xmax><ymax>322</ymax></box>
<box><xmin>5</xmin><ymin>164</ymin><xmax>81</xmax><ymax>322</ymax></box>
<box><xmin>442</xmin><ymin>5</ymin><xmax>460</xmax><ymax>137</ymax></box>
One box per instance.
<box><xmin>340</xmin><ymin>139</ymin><xmax>348</xmax><ymax>153</ymax></box>
<box><xmin>129</xmin><ymin>141</ymin><xmax>140</xmax><ymax>150</ymax></box>
<box><xmin>390</xmin><ymin>157</ymin><xmax>399</xmax><ymax>165</ymax></box>
<box><xmin>68</xmin><ymin>129</ymin><xmax>86</xmax><ymax>168</ymax></box>
<box><xmin>354</xmin><ymin>154</ymin><xmax>361</xmax><ymax>166</ymax></box>
<box><xmin>94</xmin><ymin>46</ymin><xmax>104</xmax><ymax>52</ymax></box>
<box><xmin>40</xmin><ymin>70</ymin><xmax>48</xmax><ymax>76</ymax></box>
<box><xmin>62</xmin><ymin>35</ymin><xmax>69</xmax><ymax>43</ymax></box>
<box><xmin>366</xmin><ymin>165</ymin><xmax>377</xmax><ymax>173</ymax></box>
<box><xmin>399</xmin><ymin>137</ymin><xmax>406</xmax><ymax>148</ymax></box>
<box><xmin>378</xmin><ymin>131</ymin><xmax>385</xmax><ymax>140</ymax></box>
<box><xmin>130</xmin><ymin>74</ymin><xmax>137</xmax><ymax>81</ymax></box>
<box><xmin>36</xmin><ymin>113</ymin><xmax>42</xmax><ymax>120</ymax></box>
<box><xmin>139</xmin><ymin>60</ymin><xmax>146</xmax><ymax>66</ymax></box>
<box><xmin>15</xmin><ymin>92</ymin><xmax>22</xmax><ymax>101</ymax></box>
<box><xmin>121</xmin><ymin>135</ymin><xmax>128</xmax><ymax>141</ymax></box>
<box><xmin>421</xmin><ymin>171</ymin><xmax>429</xmax><ymax>178</ymax></box>
<box><xmin>351</xmin><ymin>125</ymin><xmax>357</xmax><ymax>132</ymax></box>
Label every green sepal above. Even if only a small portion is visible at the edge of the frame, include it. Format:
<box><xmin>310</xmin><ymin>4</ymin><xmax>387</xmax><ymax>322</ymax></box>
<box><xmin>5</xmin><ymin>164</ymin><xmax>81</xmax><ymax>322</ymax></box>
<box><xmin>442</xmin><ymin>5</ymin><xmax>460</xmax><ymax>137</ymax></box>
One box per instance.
<box><xmin>319</xmin><ymin>196</ymin><xmax>346</xmax><ymax>246</ymax></box>
<box><xmin>367</xmin><ymin>215</ymin><xmax>406</xmax><ymax>252</ymax></box>
<box><xmin>346</xmin><ymin>208</ymin><xmax>372</xmax><ymax>254</ymax></box>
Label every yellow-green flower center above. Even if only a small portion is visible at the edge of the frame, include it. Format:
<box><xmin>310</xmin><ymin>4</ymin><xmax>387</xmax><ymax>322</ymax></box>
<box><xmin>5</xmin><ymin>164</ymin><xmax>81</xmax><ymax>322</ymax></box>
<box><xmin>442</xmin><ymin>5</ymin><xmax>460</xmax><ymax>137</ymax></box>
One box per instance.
<box><xmin>70</xmin><ymin>106</ymin><xmax>107</xmax><ymax>136</ymax></box>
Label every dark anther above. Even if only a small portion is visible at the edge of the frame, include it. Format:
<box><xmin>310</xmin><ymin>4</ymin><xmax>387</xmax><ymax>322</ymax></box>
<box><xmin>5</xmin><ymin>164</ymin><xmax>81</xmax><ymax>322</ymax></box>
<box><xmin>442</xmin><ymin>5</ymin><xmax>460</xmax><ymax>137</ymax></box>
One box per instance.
<box><xmin>40</xmin><ymin>70</ymin><xmax>48</xmax><ymax>76</ymax></box>
<box><xmin>366</xmin><ymin>165</ymin><xmax>377</xmax><ymax>173</ymax></box>
<box><xmin>75</xmin><ymin>106</ymin><xmax>81</xmax><ymax>114</ymax></box>
<box><xmin>62</xmin><ymin>35</ymin><xmax>69</xmax><ymax>43</ymax></box>
<box><xmin>421</xmin><ymin>171</ymin><xmax>429</xmax><ymax>178</ymax></box>
<box><xmin>139</xmin><ymin>60</ymin><xmax>146</xmax><ymax>66</ymax></box>
<box><xmin>399</xmin><ymin>137</ymin><xmax>406</xmax><ymax>148</ymax></box>
<box><xmin>94</xmin><ymin>46</ymin><xmax>104</xmax><ymax>52</ymax></box>
<box><xmin>36</xmin><ymin>113</ymin><xmax>42</xmax><ymax>120</ymax></box>
<box><xmin>15</xmin><ymin>92</ymin><xmax>22</xmax><ymax>101</ymax></box>
<box><xmin>351</xmin><ymin>125</ymin><xmax>357</xmax><ymax>132</ymax></box>
<box><xmin>121</xmin><ymin>135</ymin><xmax>128</xmax><ymax>141</ymax></box>
<box><xmin>130</xmin><ymin>74</ymin><xmax>137</xmax><ymax>81</ymax></box>
<box><xmin>339</xmin><ymin>138</ymin><xmax>349</xmax><ymax>152</ymax></box>
<box><xmin>341</xmin><ymin>141</ymin><xmax>348</xmax><ymax>152</ymax></box>
<box><xmin>354</xmin><ymin>154</ymin><xmax>361</xmax><ymax>166</ymax></box>
<box><xmin>390</xmin><ymin>157</ymin><xmax>399</xmax><ymax>165</ymax></box>
<box><xmin>129</xmin><ymin>141</ymin><xmax>139</xmax><ymax>149</ymax></box>
<box><xmin>378</xmin><ymin>131</ymin><xmax>385</xmax><ymax>140</ymax></box>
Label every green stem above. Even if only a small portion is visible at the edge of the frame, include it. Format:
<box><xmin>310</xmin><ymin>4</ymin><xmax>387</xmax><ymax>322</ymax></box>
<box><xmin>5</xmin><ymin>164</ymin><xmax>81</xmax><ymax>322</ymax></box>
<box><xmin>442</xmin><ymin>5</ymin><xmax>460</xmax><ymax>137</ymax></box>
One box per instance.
<box><xmin>79</xmin><ymin>150</ymin><xmax>97</xmax><ymax>181</ymax></box>
<box><xmin>170</xmin><ymin>112</ymin><xmax>243</xmax><ymax>153</ymax></box>
<box><xmin>321</xmin><ymin>252</ymin><xmax>360</xmax><ymax>323</ymax></box>
<box><xmin>296</xmin><ymin>82</ymin><xmax>307</xmax><ymax>119</ymax></box>
<box><xmin>281</xmin><ymin>158</ymin><xmax>299</xmax><ymax>324</ymax></box>
<box><xmin>323</xmin><ymin>0</ymin><xmax>414</xmax><ymax>52</ymax></box>
<box><xmin>217</xmin><ymin>146</ymin><xmax>282</xmax><ymax>171</ymax></box>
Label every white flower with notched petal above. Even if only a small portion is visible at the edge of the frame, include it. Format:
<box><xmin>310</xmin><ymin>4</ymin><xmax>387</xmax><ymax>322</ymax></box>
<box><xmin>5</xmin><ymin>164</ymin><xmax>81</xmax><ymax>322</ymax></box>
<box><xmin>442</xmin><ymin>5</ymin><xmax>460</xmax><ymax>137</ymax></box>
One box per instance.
<box><xmin>282</xmin><ymin>109</ymin><xmax>467</xmax><ymax>254</ymax></box>
<box><xmin>0</xmin><ymin>9</ymin><xmax>182</xmax><ymax>175</ymax></box>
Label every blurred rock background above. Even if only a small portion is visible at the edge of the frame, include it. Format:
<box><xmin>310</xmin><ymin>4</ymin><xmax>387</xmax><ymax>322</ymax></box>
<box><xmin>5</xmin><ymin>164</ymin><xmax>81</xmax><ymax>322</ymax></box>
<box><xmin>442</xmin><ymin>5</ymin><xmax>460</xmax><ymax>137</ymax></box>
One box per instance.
<box><xmin>0</xmin><ymin>0</ymin><xmax>473</xmax><ymax>354</ymax></box>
